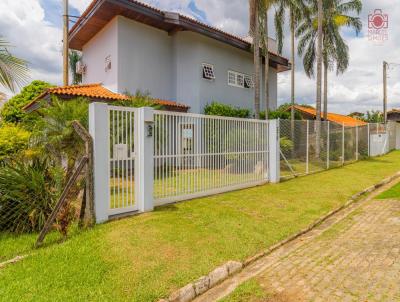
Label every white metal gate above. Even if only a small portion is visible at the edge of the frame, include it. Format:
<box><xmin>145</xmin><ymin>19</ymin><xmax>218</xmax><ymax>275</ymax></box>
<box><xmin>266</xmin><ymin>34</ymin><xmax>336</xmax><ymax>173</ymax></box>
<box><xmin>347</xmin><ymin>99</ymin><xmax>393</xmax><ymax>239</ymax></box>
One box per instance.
<box><xmin>153</xmin><ymin>111</ymin><xmax>270</xmax><ymax>205</ymax></box>
<box><xmin>108</xmin><ymin>106</ymin><xmax>138</xmax><ymax>216</ymax></box>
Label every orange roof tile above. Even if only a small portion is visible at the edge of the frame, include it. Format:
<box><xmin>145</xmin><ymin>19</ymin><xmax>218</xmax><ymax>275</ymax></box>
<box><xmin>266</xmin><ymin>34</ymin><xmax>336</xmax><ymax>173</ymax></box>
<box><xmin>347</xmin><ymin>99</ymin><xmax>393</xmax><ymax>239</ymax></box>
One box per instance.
<box><xmin>23</xmin><ymin>84</ymin><xmax>189</xmax><ymax>111</ymax></box>
<box><xmin>293</xmin><ymin>105</ymin><xmax>367</xmax><ymax>127</ymax></box>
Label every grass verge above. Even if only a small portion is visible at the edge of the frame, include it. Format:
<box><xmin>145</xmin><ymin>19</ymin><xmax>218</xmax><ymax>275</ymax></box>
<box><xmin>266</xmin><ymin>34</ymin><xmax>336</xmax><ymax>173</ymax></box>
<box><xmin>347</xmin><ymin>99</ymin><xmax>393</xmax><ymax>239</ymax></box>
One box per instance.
<box><xmin>1</xmin><ymin>151</ymin><xmax>400</xmax><ymax>301</ymax></box>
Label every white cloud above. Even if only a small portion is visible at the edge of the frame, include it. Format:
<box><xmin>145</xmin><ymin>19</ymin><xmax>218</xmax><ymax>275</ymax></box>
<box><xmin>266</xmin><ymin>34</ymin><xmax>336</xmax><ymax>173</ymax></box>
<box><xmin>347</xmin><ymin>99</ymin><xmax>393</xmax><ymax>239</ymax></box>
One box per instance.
<box><xmin>69</xmin><ymin>0</ymin><xmax>92</xmax><ymax>13</ymax></box>
<box><xmin>0</xmin><ymin>0</ymin><xmax>62</xmax><ymax>92</ymax></box>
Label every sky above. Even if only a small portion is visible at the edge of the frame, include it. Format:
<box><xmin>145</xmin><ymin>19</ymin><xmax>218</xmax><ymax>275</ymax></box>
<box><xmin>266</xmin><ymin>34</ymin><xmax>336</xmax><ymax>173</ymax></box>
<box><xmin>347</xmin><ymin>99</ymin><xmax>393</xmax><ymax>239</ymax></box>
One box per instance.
<box><xmin>0</xmin><ymin>0</ymin><xmax>399</xmax><ymax>114</ymax></box>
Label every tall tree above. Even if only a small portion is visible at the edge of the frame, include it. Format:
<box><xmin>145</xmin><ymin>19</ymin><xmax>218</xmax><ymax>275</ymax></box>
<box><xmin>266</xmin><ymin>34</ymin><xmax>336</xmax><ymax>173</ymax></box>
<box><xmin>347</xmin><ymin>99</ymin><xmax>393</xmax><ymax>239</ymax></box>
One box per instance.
<box><xmin>249</xmin><ymin>0</ymin><xmax>261</xmax><ymax>118</ymax></box>
<box><xmin>69</xmin><ymin>50</ymin><xmax>83</xmax><ymax>85</ymax></box>
<box><xmin>259</xmin><ymin>0</ymin><xmax>274</xmax><ymax>120</ymax></box>
<box><xmin>0</xmin><ymin>38</ymin><xmax>29</xmax><ymax>93</ymax></box>
<box><xmin>275</xmin><ymin>0</ymin><xmax>307</xmax><ymax>129</ymax></box>
<box><xmin>316</xmin><ymin>0</ymin><xmax>323</xmax><ymax>157</ymax></box>
<box><xmin>297</xmin><ymin>0</ymin><xmax>362</xmax><ymax>117</ymax></box>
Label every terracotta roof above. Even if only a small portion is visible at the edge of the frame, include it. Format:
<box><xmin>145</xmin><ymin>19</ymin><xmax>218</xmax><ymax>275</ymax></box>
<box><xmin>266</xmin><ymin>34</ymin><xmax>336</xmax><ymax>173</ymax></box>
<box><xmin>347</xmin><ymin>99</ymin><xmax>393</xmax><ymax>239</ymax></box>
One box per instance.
<box><xmin>292</xmin><ymin>105</ymin><xmax>367</xmax><ymax>127</ymax></box>
<box><xmin>23</xmin><ymin>83</ymin><xmax>189</xmax><ymax>112</ymax></box>
<box><xmin>69</xmin><ymin>0</ymin><xmax>290</xmax><ymax>72</ymax></box>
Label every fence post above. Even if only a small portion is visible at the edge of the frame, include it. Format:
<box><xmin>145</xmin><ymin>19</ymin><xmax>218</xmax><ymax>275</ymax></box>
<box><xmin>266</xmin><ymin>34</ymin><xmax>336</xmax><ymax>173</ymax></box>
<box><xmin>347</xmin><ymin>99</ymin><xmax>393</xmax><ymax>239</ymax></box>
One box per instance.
<box><xmin>368</xmin><ymin>123</ymin><xmax>370</xmax><ymax>156</ymax></box>
<box><xmin>135</xmin><ymin>107</ymin><xmax>154</xmax><ymax>212</ymax></box>
<box><xmin>268</xmin><ymin>119</ymin><xmax>280</xmax><ymax>183</ymax></box>
<box><xmin>89</xmin><ymin>102</ymin><xmax>109</xmax><ymax>223</ymax></box>
<box><xmin>356</xmin><ymin>125</ymin><xmax>359</xmax><ymax>161</ymax></box>
<box><xmin>327</xmin><ymin>121</ymin><xmax>330</xmax><ymax>169</ymax></box>
<box><xmin>306</xmin><ymin>120</ymin><xmax>309</xmax><ymax>174</ymax></box>
<box><xmin>342</xmin><ymin>122</ymin><xmax>345</xmax><ymax>165</ymax></box>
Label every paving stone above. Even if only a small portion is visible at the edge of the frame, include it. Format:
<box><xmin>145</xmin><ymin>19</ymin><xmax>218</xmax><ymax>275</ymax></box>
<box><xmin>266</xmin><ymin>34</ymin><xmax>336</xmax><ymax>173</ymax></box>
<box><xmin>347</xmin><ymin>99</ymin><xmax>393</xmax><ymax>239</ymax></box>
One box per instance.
<box><xmin>254</xmin><ymin>199</ymin><xmax>400</xmax><ymax>301</ymax></box>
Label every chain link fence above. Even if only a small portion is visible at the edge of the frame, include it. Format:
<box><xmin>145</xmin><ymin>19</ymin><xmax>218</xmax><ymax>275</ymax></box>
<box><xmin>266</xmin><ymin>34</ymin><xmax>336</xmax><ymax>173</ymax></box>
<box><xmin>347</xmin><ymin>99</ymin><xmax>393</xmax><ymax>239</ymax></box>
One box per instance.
<box><xmin>279</xmin><ymin>120</ymin><xmax>397</xmax><ymax>180</ymax></box>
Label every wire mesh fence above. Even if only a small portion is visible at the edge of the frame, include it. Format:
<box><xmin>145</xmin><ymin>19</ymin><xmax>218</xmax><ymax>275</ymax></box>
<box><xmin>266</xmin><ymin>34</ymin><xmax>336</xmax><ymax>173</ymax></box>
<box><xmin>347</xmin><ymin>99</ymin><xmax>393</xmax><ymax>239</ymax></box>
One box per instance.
<box><xmin>279</xmin><ymin>120</ymin><xmax>397</xmax><ymax>179</ymax></box>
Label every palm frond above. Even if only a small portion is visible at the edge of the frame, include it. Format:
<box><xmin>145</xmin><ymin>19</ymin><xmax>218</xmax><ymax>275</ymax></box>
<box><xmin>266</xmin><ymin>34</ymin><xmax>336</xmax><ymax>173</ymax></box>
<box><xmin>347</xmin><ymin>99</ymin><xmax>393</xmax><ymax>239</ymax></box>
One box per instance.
<box><xmin>0</xmin><ymin>38</ymin><xmax>29</xmax><ymax>92</ymax></box>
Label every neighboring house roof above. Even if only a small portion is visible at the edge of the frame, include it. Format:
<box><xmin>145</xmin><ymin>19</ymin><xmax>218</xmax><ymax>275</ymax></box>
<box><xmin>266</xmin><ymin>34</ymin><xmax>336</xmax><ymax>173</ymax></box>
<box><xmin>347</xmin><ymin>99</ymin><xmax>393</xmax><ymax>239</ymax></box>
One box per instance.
<box><xmin>292</xmin><ymin>105</ymin><xmax>367</xmax><ymax>127</ymax></box>
<box><xmin>69</xmin><ymin>0</ymin><xmax>291</xmax><ymax>72</ymax></box>
<box><xmin>23</xmin><ymin>83</ymin><xmax>190</xmax><ymax>112</ymax></box>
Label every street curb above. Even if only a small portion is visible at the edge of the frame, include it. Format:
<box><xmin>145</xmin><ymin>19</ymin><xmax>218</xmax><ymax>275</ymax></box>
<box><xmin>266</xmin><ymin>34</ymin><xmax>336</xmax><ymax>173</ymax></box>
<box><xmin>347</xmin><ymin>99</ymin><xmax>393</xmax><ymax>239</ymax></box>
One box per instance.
<box><xmin>158</xmin><ymin>171</ymin><xmax>400</xmax><ymax>302</ymax></box>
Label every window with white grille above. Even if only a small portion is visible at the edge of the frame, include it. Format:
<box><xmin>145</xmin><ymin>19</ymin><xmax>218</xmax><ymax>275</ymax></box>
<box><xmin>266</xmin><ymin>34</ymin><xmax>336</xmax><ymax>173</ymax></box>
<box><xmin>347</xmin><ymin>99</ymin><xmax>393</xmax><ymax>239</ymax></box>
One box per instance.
<box><xmin>244</xmin><ymin>75</ymin><xmax>254</xmax><ymax>88</ymax></box>
<box><xmin>228</xmin><ymin>70</ymin><xmax>253</xmax><ymax>89</ymax></box>
<box><xmin>202</xmin><ymin>63</ymin><xmax>215</xmax><ymax>80</ymax></box>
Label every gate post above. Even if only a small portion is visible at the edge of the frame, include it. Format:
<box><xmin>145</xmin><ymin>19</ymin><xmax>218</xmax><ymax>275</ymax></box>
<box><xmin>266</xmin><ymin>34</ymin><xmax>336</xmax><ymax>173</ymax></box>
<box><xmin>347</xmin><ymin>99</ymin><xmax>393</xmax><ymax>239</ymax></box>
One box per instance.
<box><xmin>89</xmin><ymin>102</ymin><xmax>109</xmax><ymax>223</ymax></box>
<box><xmin>135</xmin><ymin>107</ymin><xmax>154</xmax><ymax>212</ymax></box>
<box><xmin>268</xmin><ymin>119</ymin><xmax>280</xmax><ymax>183</ymax></box>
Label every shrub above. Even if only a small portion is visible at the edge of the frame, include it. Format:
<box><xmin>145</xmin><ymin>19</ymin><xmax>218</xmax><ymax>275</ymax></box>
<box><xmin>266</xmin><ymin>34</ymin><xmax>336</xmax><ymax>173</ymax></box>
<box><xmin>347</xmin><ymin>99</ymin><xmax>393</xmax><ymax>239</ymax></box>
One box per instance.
<box><xmin>0</xmin><ymin>156</ymin><xmax>63</xmax><ymax>233</ymax></box>
<box><xmin>280</xmin><ymin>137</ymin><xmax>294</xmax><ymax>153</ymax></box>
<box><xmin>0</xmin><ymin>80</ymin><xmax>53</xmax><ymax>124</ymax></box>
<box><xmin>204</xmin><ymin>102</ymin><xmax>250</xmax><ymax>118</ymax></box>
<box><xmin>0</xmin><ymin>124</ymin><xmax>31</xmax><ymax>161</ymax></box>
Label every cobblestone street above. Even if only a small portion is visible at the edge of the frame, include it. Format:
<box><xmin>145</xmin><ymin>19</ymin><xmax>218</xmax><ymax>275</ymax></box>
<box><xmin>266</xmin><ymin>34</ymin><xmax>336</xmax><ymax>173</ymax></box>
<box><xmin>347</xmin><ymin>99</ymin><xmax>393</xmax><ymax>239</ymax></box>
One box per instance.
<box><xmin>256</xmin><ymin>198</ymin><xmax>400</xmax><ymax>301</ymax></box>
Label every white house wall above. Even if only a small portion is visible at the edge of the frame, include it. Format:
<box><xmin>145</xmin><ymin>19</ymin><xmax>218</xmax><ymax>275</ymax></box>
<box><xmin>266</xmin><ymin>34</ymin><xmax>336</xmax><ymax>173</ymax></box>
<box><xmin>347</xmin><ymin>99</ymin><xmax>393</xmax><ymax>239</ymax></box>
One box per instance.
<box><xmin>117</xmin><ymin>16</ymin><xmax>175</xmax><ymax>99</ymax></box>
<box><xmin>82</xmin><ymin>17</ymin><xmax>119</xmax><ymax>92</ymax></box>
<box><xmin>82</xmin><ymin>16</ymin><xmax>279</xmax><ymax>114</ymax></box>
<box><xmin>175</xmin><ymin>32</ymin><xmax>277</xmax><ymax>114</ymax></box>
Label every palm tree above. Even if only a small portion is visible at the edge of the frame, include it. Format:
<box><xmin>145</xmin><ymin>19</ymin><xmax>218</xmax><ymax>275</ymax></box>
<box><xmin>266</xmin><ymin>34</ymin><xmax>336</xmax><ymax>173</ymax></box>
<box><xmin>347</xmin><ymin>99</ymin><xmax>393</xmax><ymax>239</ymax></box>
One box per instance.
<box><xmin>275</xmin><ymin>0</ymin><xmax>307</xmax><ymax>130</ymax></box>
<box><xmin>0</xmin><ymin>38</ymin><xmax>29</xmax><ymax>92</ymax></box>
<box><xmin>249</xmin><ymin>0</ymin><xmax>261</xmax><ymax>118</ymax></box>
<box><xmin>69</xmin><ymin>50</ymin><xmax>83</xmax><ymax>85</ymax></box>
<box><xmin>297</xmin><ymin>0</ymin><xmax>362</xmax><ymax>154</ymax></box>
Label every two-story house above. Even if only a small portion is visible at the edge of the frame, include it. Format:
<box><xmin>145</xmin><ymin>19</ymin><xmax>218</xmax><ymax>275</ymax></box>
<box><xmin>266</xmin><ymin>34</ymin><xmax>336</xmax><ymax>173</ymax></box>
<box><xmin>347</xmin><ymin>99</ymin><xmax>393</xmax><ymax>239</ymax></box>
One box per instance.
<box><xmin>67</xmin><ymin>0</ymin><xmax>290</xmax><ymax>114</ymax></box>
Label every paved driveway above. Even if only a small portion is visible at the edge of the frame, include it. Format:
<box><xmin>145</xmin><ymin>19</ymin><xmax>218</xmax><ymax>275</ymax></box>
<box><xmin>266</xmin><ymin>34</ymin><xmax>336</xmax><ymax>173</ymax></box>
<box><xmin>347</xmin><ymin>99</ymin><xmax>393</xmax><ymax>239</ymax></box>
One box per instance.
<box><xmin>253</xmin><ymin>198</ymin><xmax>400</xmax><ymax>301</ymax></box>
<box><xmin>196</xmin><ymin>193</ymin><xmax>400</xmax><ymax>302</ymax></box>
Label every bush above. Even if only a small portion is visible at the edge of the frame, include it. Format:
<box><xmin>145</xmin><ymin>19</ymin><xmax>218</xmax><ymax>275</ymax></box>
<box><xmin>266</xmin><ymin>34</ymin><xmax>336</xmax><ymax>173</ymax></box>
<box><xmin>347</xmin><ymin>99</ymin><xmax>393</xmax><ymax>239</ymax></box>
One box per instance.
<box><xmin>0</xmin><ymin>156</ymin><xmax>63</xmax><ymax>233</ymax></box>
<box><xmin>204</xmin><ymin>102</ymin><xmax>250</xmax><ymax>118</ymax></box>
<box><xmin>0</xmin><ymin>80</ymin><xmax>53</xmax><ymax>124</ymax></box>
<box><xmin>280</xmin><ymin>137</ymin><xmax>294</xmax><ymax>153</ymax></box>
<box><xmin>0</xmin><ymin>124</ymin><xmax>31</xmax><ymax>161</ymax></box>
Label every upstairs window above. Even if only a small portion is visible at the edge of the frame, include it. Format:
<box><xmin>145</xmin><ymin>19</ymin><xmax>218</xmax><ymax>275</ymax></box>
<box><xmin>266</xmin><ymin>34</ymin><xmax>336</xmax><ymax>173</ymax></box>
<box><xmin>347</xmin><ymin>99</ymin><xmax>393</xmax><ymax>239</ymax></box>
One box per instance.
<box><xmin>202</xmin><ymin>63</ymin><xmax>215</xmax><ymax>80</ymax></box>
<box><xmin>228</xmin><ymin>70</ymin><xmax>253</xmax><ymax>89</ymax></box>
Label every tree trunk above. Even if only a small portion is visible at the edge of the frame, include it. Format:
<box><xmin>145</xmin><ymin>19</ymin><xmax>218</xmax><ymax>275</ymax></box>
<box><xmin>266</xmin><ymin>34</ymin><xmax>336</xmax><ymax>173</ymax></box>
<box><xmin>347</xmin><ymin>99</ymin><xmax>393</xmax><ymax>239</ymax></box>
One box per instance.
<box><xmin>290</xmin><ymin>12</ymin><xmax>295</xmax><ymax>141</ymax></box>
<box><xmin>323</xmin><ymin>59</ymin><xmax>328</xmax><ymax>121</ymax></box>
<box><xmin>254</xmin><ymin>4</ymin><xmax>261</xmax><ymax>119</ymax></box>
<box><xmin>264</xmin><ymin>11</ymin><xmax>269</xmax><ymax>120</ymax></box>
<box><xmin>315</xmin><ymin>0</ymin><xmax>323</xmax><ymax>158</ymax></box>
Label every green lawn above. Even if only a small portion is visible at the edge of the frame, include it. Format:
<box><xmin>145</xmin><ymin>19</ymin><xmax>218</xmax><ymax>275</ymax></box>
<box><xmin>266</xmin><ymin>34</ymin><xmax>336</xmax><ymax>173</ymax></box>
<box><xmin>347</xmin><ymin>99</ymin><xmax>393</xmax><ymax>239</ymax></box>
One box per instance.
<box><xmin>376</xmin><ymin>181</ymin><xmax>400</xmax><ymax>199</ymax></box>
<box><xmin>1</xmin><ymin>151</ymin><xmax>400</xmax><ymax>302</ymax></box>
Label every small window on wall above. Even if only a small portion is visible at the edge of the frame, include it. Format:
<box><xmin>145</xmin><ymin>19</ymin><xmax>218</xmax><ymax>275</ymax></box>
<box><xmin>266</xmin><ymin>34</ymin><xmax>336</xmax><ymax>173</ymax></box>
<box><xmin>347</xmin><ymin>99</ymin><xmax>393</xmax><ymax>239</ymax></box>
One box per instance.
<box><xmin>202</xmin><ymin>63</ymin><xmax>215</xmax><ymax>80</ymax></box>
<box><xmin>228</xmin><ymin>70</ymin><xmax>253</xmax><ymax>89</ymax></box>
<box><xmin>105</xmin><ymin>55</ymin><xmax>112</xmax><ymax>72</ymax></box>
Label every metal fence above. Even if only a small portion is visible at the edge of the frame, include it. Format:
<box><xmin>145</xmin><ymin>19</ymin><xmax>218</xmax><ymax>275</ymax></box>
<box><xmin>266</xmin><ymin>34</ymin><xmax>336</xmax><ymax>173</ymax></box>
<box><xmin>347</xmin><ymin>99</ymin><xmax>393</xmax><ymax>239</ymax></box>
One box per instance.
<box><xmin>153</xmin><ymin>111</ymin><xmax>269</xmax><ymax>205</ymax></box>
<box><xmin>279</xmin><ymin>119</ymin><xmax>397</xmax><ymax>179</ymax></box>
<box><xmin>90</xmin><ymin>103</ymin><xmax>399</xmax><ymax>222</ymax></box>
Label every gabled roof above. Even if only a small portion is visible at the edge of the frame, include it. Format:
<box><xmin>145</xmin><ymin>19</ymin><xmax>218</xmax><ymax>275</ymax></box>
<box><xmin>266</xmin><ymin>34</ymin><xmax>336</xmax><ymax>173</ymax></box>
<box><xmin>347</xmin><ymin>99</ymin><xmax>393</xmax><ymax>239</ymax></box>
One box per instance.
<box><xmin>292</xmin><ymin>105</ymin><xmax>367</xmax><ymax>127</ymax></box>
<box><xmin>23</xmin><ymin>83</ymin><xmax>189</xmax><ymax>112</ymax></box>
<box><xmin>69</xmin><ymin>0</ymin><xmax>291</xmax><ymax>72</ymax></box>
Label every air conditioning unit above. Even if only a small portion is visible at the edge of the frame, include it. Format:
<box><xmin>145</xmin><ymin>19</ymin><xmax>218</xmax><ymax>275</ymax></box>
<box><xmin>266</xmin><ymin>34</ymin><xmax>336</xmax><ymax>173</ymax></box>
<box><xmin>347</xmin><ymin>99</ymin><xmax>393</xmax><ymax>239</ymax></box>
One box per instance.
<box><xmin>76</xmin><ymin>61</ymin><xmax>86</xmax><ymax>75</ymax></box>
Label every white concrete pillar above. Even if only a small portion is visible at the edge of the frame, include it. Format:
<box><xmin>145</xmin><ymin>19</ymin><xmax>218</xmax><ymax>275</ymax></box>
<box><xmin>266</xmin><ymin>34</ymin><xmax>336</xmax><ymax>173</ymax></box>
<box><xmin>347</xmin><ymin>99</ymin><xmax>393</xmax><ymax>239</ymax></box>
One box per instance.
<box><xmin>268</xmin><ymin>119</ymin><xmax>280</xmax><ymax>183</ymax></box>
<box><xmin>135</xmin><ymin>107</ymin><xmax>154</xmax><ymax>212</ymax></box>
<box><xmin>89</xmin><ymin>102</ymin><xmax>109</xmax><ymax>223</ymax></box>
